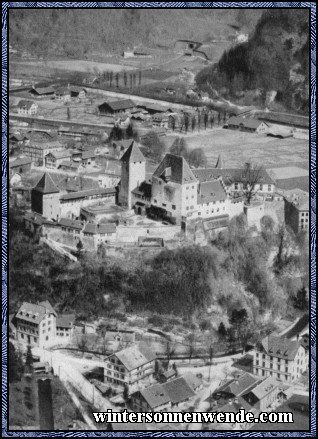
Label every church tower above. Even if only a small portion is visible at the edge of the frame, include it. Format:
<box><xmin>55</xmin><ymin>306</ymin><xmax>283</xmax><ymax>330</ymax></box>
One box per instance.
<box><xmin>31</xmin><ymin>173</ymin><xmax>60</xmax><ymax>220</ymax></box>
<box><xmin>118</xmin><ymin>141</ymin><xmax>146</xmax><ymax>209</ymax></box>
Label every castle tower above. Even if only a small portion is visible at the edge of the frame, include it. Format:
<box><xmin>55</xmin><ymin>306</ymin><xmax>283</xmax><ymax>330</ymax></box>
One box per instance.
<box><xmin>31</xmin><ymin>173</ymin><xmax>60</xmax><ymax>220</ymax></box>
<box><xmin>118</xmin><ymin>141</ymin><xmax>146</xmax><ymax>209</ymax></box>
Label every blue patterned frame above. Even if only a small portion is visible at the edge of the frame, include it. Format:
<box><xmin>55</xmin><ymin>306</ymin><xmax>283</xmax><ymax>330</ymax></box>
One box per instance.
<box><xmin>1</xmin><ymin>2</ymin><xmax>316</xmax><ymax>437</ymax></box>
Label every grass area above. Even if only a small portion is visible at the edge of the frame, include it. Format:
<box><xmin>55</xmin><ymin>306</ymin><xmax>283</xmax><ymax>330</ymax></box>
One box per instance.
<box><xmin>164</xmin><ymin>127</ymin><xmax>309</xmax><ymax>169</ymax></box>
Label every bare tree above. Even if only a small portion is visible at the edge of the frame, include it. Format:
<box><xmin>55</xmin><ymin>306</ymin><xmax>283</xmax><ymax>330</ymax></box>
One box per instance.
<box><xmin>164</xmin><ymin>340</ymin><xmax>176</xmax><ymax>369</ymax></box>
<box><xmin>76</xmin><ymin>334</ymin><xmax>89</xmax><ymax>357</ymax></box>
<box><xmin>240</xmin><ymin>162</ymin><xmax>264</xmax><ymax>205</ymax></box>
<box><xmin>186</xmin><ymin>333</ymin><xmax>196</xmax><ymax>363</ymax></box>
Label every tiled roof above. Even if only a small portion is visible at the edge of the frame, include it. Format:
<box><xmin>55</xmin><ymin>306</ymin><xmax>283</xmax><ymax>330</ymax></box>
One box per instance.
<box><xmin>9</xmin><ymin>157</ymin><xmax>32</xmax><ymax>168</ymax></box>
<box><xmin>60</xmin><ymin>187</ymin><xmax>116</xmax><ymax>201</ymax></box>
<box><xmin>215</xmin><ymin>373</ymin><xmax>258</xmax><ymax>397</ymax></box>
<box><xmin>58</xmin><ymin>160</ymin><xmax>79</xmax><ymax>169</ymax></box>
<box><xmin>16</xmin><ymin>301</ymin><xmax>56</xmax><ymax>324</ymax></box>
<box><xmin>30</xmin><ymin>86</ymin><xmax>55</xmax><ymax>95</ymax></box>
<box><xmin>197</xmin><ymin>180</ymin><xmax>227</xmax><ymax>204</ymax></box>
<box><xmin>139</xmin><ymin>383</ymin><xmax>171</xmax><ymax>409</ymax></box>
<box><xmin>120</xmin><ymin>141</ymin><xmax>145</xmax><ymax>163</ymax></box>
<box><xmin>182</xmin><ymin>372</ymin><xmax>202</xmax><ymax>391</ymax></box>
<box><xmin>33</xmin><ymin>173</ymin><xmax>60</xmax><ymax>194</ymax></box>
<box><xmin>24</xmin><ymin>211</ymin><xmax>56</xmax><ymax>226</ymax></box>
<box><xmin>163</xmin><ymin>377</ymin><xmax>195</xmax><ymax>404</ymax></box>
<box><xmin>227</xmin><ymin>116</ymin><xmax>265</xmax><ymax>129</ymax></box>
<box><xmin>99</xmin><ymin>99</ymin><xmax>135</xmax><ymax>111</ymax></box>
<box><xmin>248</xmin><ymin>377</ymin><xmax>278</xmax><ymax>400</ymax></box>
<box><xmin>260</xmin><ymin>336</ymin><xmax>302</xmax><ymax>360</ymax></box>
<box><xmin>113</xmin><ymin>344</ymin><xmax>156</xmax><ymax>372</ymax></box>
<box><xmin>82</xmin><ymin>222</ymin><xmax>116</xmax><ymax>235</ymax></box>
<box><xmin>46</xmin><ymin>149</ymin><xmax>72</xmax><ymax>159</ymax></box>
<box><xmin>153</xmin><ymin>154</ymin><xmax>197</xmax><ymax>184</ymax></box>
<box><xmin>58</xmin><ymin>218</ymin><xmax>85</xmax><ymax>230</ymax></box>
<box><xmin>82</xmin><ymin>150</ymin><xmax>96</xmax><ymax>160</ymax></box>
<box><xmin>193</xmin><ymin>167</ymin><xmax>275</xmax><ymax>185</ymax></box>
<box><xmin>56</xmin><ymin>314</ymin><xmax>75</xmax><ymax>329</ymax></box>
<box><xmin>18</xmin><ymin>100</ymin><xmax>37</xmax><ymax>109</ymax></box>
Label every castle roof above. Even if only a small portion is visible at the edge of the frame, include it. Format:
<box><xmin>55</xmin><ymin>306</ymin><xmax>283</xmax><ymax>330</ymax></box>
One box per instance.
<box><xmin>120</xmin><ymin>141</ymin><xmax>145</xmax><ymax>163</ymax></box>
<box><xmin>153</xmin><ymin>154</ymin><xmax>197</xmax><ymax>185</ymax></box>
<box><xmin>33</xmin><ymin>173</ymin><xmax>60</xmax><ymax>194</ymax></box>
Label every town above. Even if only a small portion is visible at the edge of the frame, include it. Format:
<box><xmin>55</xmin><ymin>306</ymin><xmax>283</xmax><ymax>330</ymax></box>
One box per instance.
<box><xmin>7</xmin><ymin>7</ymin><xmax>311</xmax><ymax>433</ymax></box>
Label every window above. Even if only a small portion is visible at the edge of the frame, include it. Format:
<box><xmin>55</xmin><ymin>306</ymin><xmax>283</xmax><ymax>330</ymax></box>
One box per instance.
<box><xmin>172</xmin><ymin>205</ymin><xmax>176</xmax><ymax>210</ymax></box>
<box><xmin>277</xmin><ymin>373</ymin><xmax>281</xmax><ymax>379</ymax></box>
<box><xmin>268</xmin><ymin>185</ymin><xmax>272</xmax><ymax>192</ymax></box>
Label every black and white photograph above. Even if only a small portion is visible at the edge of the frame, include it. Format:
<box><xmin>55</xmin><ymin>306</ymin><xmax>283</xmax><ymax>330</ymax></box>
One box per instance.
<box><xmin>5</xmin><ymin>4</ymin><xmax>313</xmax><ymax>434</ymax></box>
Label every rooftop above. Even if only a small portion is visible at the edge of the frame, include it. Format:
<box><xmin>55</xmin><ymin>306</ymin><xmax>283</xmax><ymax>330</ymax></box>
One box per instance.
<box><xmin>18</xmin><ymin>100</ymin><xmax>37</xmax><ymax>109</ymax></box>
<box><xmin>82</xmin><ymin>222</ymin><xmax>117</xmax><ymax>235</ymax></box>
<box><xmin>248</xmin><ymin>376</ymin><xmax>279</xmax><ymax>400</ymax></box>
<box><xmin>56</xmin><ymin>314</ymin><xmax>76</xmax><ymax>329</ymax></box>
<box><xmin>260</xmin><ymin>336</ymin><xmax>302</xmax><ymax>360</ymax></box>
<box><xmin>153</xmin><ymin>154</ymin><xmax>197</xmax><ymax>185</ymax></box>
<box><xmin>113</xmin><ymin>344</ymin><xmax>156</xmax><ymax>372</ymax></box>
<box><xmin>214</xmin><ymin>372</ymin><xmax>258</xmax><ymax>398</ymax></box>
<box><xmin>99</xmin><ymin>99</ymin><xmax>135</xmax><ymax>112</ymax></box>
<box><xmin>9</xmin><ymin>157</ymin><xmax>32</xmax><ymax>168</ymax></box>
<box><xmin>16</xmin><ymin>300</ymin><xmax>56</xmax><ymax>324</ymax></box>
<box><xmin>120</xmin><ymin>141</ymin><xmax>145</xmax><ymax>163</ymax></box>
<box><xmin>197</xmin><ymin>179</ymin><xmax>227</xmax><ymax>204</ymax></box>
<box><xmin>33</xmin><ymin>173</ymin><xmax>60</xmax><ymax>194</ymax></box>
<box><xmin>60</xmin><ymin>187</ymin><xmax>116</xmax><ymax>201</ymax></box>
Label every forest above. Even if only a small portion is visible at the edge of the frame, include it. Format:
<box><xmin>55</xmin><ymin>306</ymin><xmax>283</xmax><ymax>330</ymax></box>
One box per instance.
<box><xmin>196</xmin><ymin>9</ymin><xmax>309</xmax><ymax>113</ymax></box>
<box><xmin>9</xmin><ymin>204</ymin><xmax>308</xmax><ymax>330</ymax></box>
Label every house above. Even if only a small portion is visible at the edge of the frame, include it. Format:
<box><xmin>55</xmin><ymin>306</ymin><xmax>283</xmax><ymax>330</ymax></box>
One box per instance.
<box><xmin>29</xmin><ymin>86</ymin><xmax>55</xmax><ymax>98</ymax></box>
<box><xmin>45</xmin><ymin>149</ymin><xmax>72</xmax><ymax>169</ymax></box>
<box><xmin>24</xmin><ymin>211</ymin><xmax>57</xmax><ymax>235</ymax></box>
<box><xmin>56</xmin><ymin>314</ymin><xmax>76</xmax><ymax>340</ymax></box>
<box><xmin>104</xmin><ymin>344</ymin><xmax>156</xmax><ymax>392</ymax></box>
<box><xmin>55</xmin><ymin>87</ymin><xmax>71</xmax><ymax>102</ymax></box>
<box><xmin>82</xmin><ymin>222</ymin><xmax>117</xmax><ymax>248</ymax></box>
<box><xmin>136</xmin><ymin>103</ymin><xmax>172</xmax><ymax>115</ymax></box>
<box><xmin>257</xmin><ymin>111</ymin><xmax>309</xmax><ymax>130</ymax></box>
<box><xmin>81</xmin><ymin>150</ymin><xmax>96</xmax><ymax>167</ymax></box>
<box><xmin>17</xmin><ymin>100</ymin><xmax>38</xmax><ymax>115</ymax></box>
<box><xmin>242</xmin><ymin>376</ymin><xmax>279</xmax><ymax>411</ymax></box>
<box><xmin>253</xmin><ymin>335</ymin><xmax>309</xmax><ymax>382</ymax></box>
<box><xmin>226</xmin><ymin>116</ymin><xmax>269</xmax><ymax>133</ymax></box>
<box><xmin>9</xmin><ymin>132</ymin><xmax>30</xmax><ymax>144</ymax></box>
<box><xmin>58</xmin><ymin>218</ymin><xmax>84</xmax><ymax>236</ymax></box>
<box><xmin>58</xmin><ymin>160</ymin><xmax>79</xmax><ymax>172</ymax></box>
<box><xmin>283</xmin><ymin>189</ymin><xmax>309</xmax><ymax>233</ymax></box>
<box><xmin>131</xmin><ymin>376</ymin><xmax>195</xmax><ymax>412</ymax></box>
<box><xmin>98</xmin><ymin>99</ymin><xmax>135</xmax><ymax>115</ymax></box>
<box><xmin>31</xmin><ymin>173</ymin><xmax>61</xmax><ymax>220</ymax></box>
<box><xmin>212</xmin><ymin>372</ymin><xmax>259</xmax><ymax>404</ymax></box>
<box><xmin>23</xmin><ymin>140</ymin><xmax>64</xmax><ymax>164</ymax></box>
<box><xmin>69</xmin><ymin>86</ymin><xmax>87</xmax><ymax>99</ymax></box>
<box><xmin>15</xmin><ymin>300</ymin><xmax>57</xmax><ymax>348</ymax></box>
<box><xmin>9</xmin><ymin>157</ymin><xmax>32</xmax><ymax>175</ymax></box>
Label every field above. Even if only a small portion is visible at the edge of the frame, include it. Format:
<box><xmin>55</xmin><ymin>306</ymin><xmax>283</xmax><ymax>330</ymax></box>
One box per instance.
<box><xmin>15</xmin><ymin>59</ymin><xmax>137</xmax><ymax>73</ymax></box>
<box><xmin>164</xmin><ymin>127</ymin><xmax>309</xmax><ymax>169</ymax></box>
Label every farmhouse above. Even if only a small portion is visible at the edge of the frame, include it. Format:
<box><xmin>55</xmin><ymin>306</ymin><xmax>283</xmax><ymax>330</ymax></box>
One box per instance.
<box><xmin>17</xmin><ymin>100</ymin><xmax>38</xmax><ymax>115</ymax></box>
<box><xmin>104</xmin><ymin>344</ymin><xmax>156</xmax><ymax>392</ymax></box>
<box><xmin>253</xmin><ymin>335</ymin><xmax>308</xmax><ymax>382</ymax></box>
<box><xmin>29</xmin><ymin>86</ymin><xmax>55</xmax><ymax>98</ymax></box>
<box><xmin>56</xmin><ymin>314</ymin><xmax>76</xmax><ymax>340</ymax></box>
<box><xmin>98</xmin><ymin>99</ymin><xmax>135</xmax><ymax>115</ymax></box>
<box><xmin>23</xmin><ymin>140</ymin><xmax>64</xmax><ymax>163</ymax></box>
<box><xmin>226</xmin><ymin>116</ymin><xmax>269</xmax><ymax>133</ymax></box>
<box><xmin>55</xmin><ymin>87</ymin><xmax>71</xmax><ymax>102</ymax></box>
<box><xmin>15</xmin><ymin>300</ymin><xmax>57</xmax><ymax>348</ymax></box>
<box><xmin>9</xmin><ymin>157</ymin><xmax>32</xmax><ymax>175</ymax></box>
<box><xmin>69</xmin><ymin>86</ymin><xmax>87</xmax><ymax>99</ymax></box>
<box><xmin>45</xmin><ymin>149</ymin><xmax>72</xmax><ymax>169</ymax></box>
<box><xmin>242</xmin><ymin>376</ymin><xmax>279</xmax><ymax>411</ymax></box>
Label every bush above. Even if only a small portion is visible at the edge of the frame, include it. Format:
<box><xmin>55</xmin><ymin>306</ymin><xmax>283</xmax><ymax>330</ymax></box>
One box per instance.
<box><xmin>148</xmin><ymin>315</ymin><xmax>165</xmax><ymax>327</ymax></box>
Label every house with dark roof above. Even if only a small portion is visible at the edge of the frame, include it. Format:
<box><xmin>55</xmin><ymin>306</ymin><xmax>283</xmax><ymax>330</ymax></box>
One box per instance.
<box><xmin>212</xmin><ymin>372</ymin><xmax>259</xmax><ymax>405</ymax></box>
<box><xmin>55</xmin><ymin>87</ymin><xmax>71</xmax><ymax>102</ymax></box>
<box><xmin>29</xmin><ymin>86</ymin><xmax>55</xmax><ymax>98</ymax></box>
<box><xmin>15</xmin><ymin>300</ymin><xmax>57</xmax><ymax>348</ymax></box>
<box><xmin>56</xmin><ymin>314</ymin><xmax>76</xmax><ymax>340</ymax></box>
<box><xmin>131</xmin><ymin>375</ymin><xmax>196</xmax><ymax>412</ymax></box>
<box><xmin>9</xmin><ymin>157</ymin><xmax>32</xmax><ymax>175</ymax></box>
<box><xmin>17</xmin><ymin>100</ymin><xmax>38</xmax><ymax>115</ymax></box>
<box><xmin>242</xmin><ymin>376</ymin><xmax>279</xmax><ymax>411</ymax></box>
<box><xmin>98</xmin><ymin>99</ymin><xmax>135</xmax><ymax>115</ymax></box>
<box><xmin>226</xmin><ymin>116</ymin><xmax>269</xmax><ymax>134</ymax></box>
<box><xmin>104</xmin><ymin>344</ymin><xmax>156</xmax><ymax>392</ymax></box>
<box><xmin>253</xmin><ymin>335</ymin><xmax>308</xmax><ymax>382</ymax></box>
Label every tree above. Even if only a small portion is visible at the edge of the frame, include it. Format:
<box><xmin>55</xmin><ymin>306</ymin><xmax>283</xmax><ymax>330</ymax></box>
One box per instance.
<box><xmin>203</xmin><ymin>112</ymin><xmax>208</xmax><ymax>129</ymax></box>
<box><xmin>186</xmin><ymin>333</ymin><xmax>196</xmax><ymax>363</ymax></box>
<box><xmin>218</xmin><ymin>322</ymin><xmax>227</xmax><ymax>339</ymax></box>
<box><xmin>67</xmin><ymin>107</ymin><xmax>71</xmax><ymax>120</ymax></box>
<box><xmin>191</xmin><ymin>115</ymin><xmax>196</xmax><ymax>132</ymax></box>
<box><xmin>25</xmin><ymin>345</ymin><xmax>34</xmax><ymax>373</ymax></box>
<box><xmin>138</xmin><ymin>70</ymin><xmax>142</xmax><ymax>86</ymax></box>
<box><xmin>218</xmin><ymin>112</ymin><xmax>221</xmax><ymax>125</ymax></box>
<box><xmin>164</xmin><ymin>340</ymin><xmax>176</xmax><ymax>369</ymax></box>
<box><xmin>188</xmin><ymin>148</ymin><xmax>207</xmax><ymax>168</ymax></box>
<box><xmin>240</xmin><ymin>162</ymin><xmax>264</xmax><ymax>205</ymax></box>
<box><xmin>110</xmin><ymin>125</ymin><xmax>123</xmax><ymax>141</ymax></box>
<box><xmin>123</xmin><ymin>70</ymin><xmax>128</xmax><ymax>87</ymax></box>
<box><xmin>123</xmin><ymin>383</ymin><xmax>129</xmax><ymax>400</ymax></box>
<box><xmin>109</xmin><ymin>71</ymin><xmax>113</xmax><ymax>87</ymax></box>
<box><xmin>126</xmin><ymin>123</ymin><xmax>134</xmax><ymax>139</ymax></box>
<box><xmin>293</xmin><ymin>286</ymin><xmax>308</xmax><ymax>310</ymax></box>
<box><xmin>9</xmin><ymin>342</ymin><xmax>24</xmax><ymax>382</ymax></box>
<box><xmin>229</xmin><ymin>308</ymin><xmax>252</xmax><ymax>351</ymax></box>
<box><xmin>141</xmin><ymin>131</ymin><xmax>165</xmax><ymax>162</ymax></box>
<box><xmin>170</xmin><ymin>116</ymin><xmax>176</xmax><ymax>132</ymax></box>
<box><xmin>154</xmin><ymin>359</ymin><xmax>160</xmax><ymax>377</ymax></box>
<box><xmin>210</xmin><ymin>114</ymin><xmax>215</xmax><ymax>128</ymax></box>
<box><xmin>115</xmin><ymin>72</ymin><xmax>119</xmax><ymax>88</ymax></box>
<box><xmin>129</xmin><ymin>74</ymin><xmax>133</xmax><ymax>88</ymax></box>
<box><xmin>76</xmin><ymin>239</ymin><xmax>84</xmax><ymax>256</ymax></box>
<box><xmin>170</xmin><ymin>137</ymin><xmax>188</xmax><ymax>158</ymax></box>
<box><xmin>76</xmin><ymin>334</ymin><xmax>89</xmax><ymax>357</ymax></box>
<box><xmin>197</xmin><ymin>112</ymin><xmax>201</xmax><ymax>131</ymax></box>
<box><xmin>184</xmin><ymin>113</ymin><xmax>190</xmax><ymax>133</ymax></box>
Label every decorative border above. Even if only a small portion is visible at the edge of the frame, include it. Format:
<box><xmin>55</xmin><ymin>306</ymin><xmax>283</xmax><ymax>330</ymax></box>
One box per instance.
<box><xmin>1</xmin><ymin>2</ymin><xmax>316</xmax><ymax>437</ymax></box>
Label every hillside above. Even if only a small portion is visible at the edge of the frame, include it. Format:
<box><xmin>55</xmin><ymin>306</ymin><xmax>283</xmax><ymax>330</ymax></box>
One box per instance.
<box><xmin>196</xmin><ymin>9</ymin><xmax>310</xmax><ymax>114</ymax></box>
<box><xmin>9</xmin><ymin>9</ymin><xmax>263</xmax><ymax>58</ymax></box>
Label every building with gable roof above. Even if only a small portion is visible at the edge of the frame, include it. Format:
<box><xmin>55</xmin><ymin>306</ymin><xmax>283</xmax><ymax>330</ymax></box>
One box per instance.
<box><xmin>17</xmin><ymin>100</ymin><xmax>38</xmax><ymax>115</ymax></box>
<box><xmin>242</xmin><ymin>376</ymin><xmax>279</xmax><ymax>411</ymax></box>
<box><xmin>15</xmin><ymin>300</ymin><xmax>57</xmax><ymax>348</ymax></box>
<box><xmin>104</xmin><ymin>344</ymin><xmax>156</xmax><ymax>392</ymax></box>
<box><xmin>253</xmin><ymin>335</ymin><xmax>308</xmax><ymax>382</ymax></box>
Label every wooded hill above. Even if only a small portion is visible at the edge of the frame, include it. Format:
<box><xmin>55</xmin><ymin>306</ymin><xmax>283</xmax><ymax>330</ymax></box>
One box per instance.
<box><xmin>196</xmin><ymin>9</ymin><xmax>310</xmax><ymax>113</ymax></box>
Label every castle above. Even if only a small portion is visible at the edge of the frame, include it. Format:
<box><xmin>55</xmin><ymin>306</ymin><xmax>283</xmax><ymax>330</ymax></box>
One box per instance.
<box><xmin>31</xmin><ymin>142</ymin><xmax>275</xmax><ymax>233</ymax></box>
